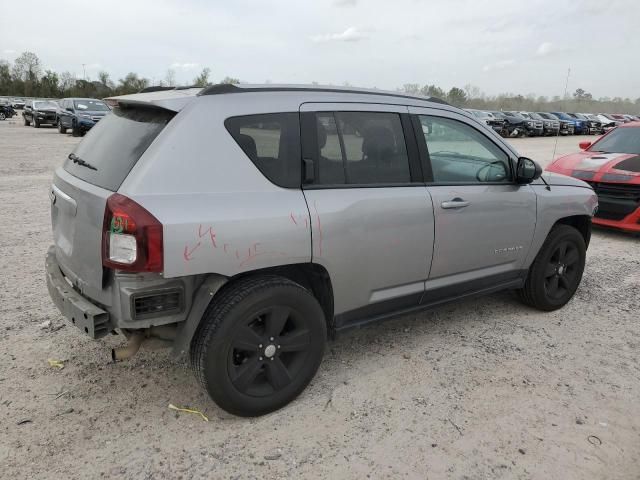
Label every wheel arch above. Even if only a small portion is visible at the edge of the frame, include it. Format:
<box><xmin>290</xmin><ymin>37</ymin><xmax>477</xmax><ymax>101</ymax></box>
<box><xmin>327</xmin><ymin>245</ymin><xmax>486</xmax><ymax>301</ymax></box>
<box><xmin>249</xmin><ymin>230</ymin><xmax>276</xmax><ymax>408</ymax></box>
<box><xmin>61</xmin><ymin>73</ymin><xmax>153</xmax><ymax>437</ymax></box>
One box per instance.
<box><xmin>554</xmin><ymin>214</ymin><xmax>592</xmax><ymax>248</ymax></box>
<box><xmin>172</xmin><ymin>262</ymin><xmax>335</xmax><ymax>358</ymax></box>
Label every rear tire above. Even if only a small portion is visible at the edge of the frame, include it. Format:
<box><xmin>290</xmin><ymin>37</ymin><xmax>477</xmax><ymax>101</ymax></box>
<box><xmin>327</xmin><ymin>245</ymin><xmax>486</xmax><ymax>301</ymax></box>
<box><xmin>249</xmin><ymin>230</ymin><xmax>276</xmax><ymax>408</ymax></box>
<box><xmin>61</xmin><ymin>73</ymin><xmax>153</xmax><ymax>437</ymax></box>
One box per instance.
<box><xmin>33</xmin><ymin>117</ymin><xmax>40</xmax><ymax>128</ymax></box>
<box><xmin>191</xmin><ymin>275</ymin><xmax>327</xmax><ymax>417</ymax></box>
<box><xmin>0</xmin><ymin>112</ymin><xmax>5</xmax><ymax>121</ymax></box>
<box><xmin>517</xmin><ymin>225</ymin><xmax>586</xmax><ymax>311</ymax></box>
<box><xmin>23</xmin><ymin>116</ymin><xmax>30</xmax><ymax>126</ymax></box>
<box><xmin>57</xmin><ymin>120</ymin><xmax>67</xmax><ymax>134</ymax></box>
<box><xmin>71</xmin><ymin>121</ymin><xmax>81</xmax><ymax>137</ymax></box>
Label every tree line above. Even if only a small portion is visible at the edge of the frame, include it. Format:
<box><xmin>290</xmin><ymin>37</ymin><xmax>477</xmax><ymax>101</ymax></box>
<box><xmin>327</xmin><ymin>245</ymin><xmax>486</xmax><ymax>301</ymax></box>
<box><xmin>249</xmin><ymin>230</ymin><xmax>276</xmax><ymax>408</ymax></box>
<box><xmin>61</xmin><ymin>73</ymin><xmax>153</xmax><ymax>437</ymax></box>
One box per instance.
<box><xmin>1</xmin><ymin>51</ymin><xmax>639</xmax><ymax>114</ymax></box>
<box><xmin>0</xmin><ymin>52</ymin><xmax>239</xmax><ymax>99</ymax></box>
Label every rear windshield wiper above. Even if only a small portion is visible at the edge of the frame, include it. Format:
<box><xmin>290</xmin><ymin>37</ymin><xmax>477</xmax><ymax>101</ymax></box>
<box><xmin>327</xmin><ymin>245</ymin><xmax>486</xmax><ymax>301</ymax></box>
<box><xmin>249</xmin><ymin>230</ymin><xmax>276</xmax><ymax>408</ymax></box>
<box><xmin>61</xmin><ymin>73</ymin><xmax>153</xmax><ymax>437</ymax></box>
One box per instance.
<box><xmin>68</xmin><ymin>153</ymin><xmax>97</xmax><ymax>171</ymax></box>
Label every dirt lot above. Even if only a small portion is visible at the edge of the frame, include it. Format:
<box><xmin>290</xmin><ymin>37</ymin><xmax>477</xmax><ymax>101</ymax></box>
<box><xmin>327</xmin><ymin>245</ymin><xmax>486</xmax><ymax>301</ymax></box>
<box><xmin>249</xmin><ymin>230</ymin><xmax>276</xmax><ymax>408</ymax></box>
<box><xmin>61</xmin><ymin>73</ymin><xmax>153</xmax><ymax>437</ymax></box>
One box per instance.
<box><xmin>0</xmin><ymin>118</ymin><xmax>638</xmax><ymax>479</ymax></box>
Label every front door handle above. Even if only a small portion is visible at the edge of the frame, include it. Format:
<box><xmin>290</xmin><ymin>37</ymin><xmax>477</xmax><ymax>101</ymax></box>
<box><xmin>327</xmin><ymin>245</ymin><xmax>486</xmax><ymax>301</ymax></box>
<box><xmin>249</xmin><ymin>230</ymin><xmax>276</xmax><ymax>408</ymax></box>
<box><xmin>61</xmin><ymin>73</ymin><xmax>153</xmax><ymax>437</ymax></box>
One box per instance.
<box><xmin>441</xmin><ymin>198</ymin><xmax>470</xmax><ymax>209</ymax></box>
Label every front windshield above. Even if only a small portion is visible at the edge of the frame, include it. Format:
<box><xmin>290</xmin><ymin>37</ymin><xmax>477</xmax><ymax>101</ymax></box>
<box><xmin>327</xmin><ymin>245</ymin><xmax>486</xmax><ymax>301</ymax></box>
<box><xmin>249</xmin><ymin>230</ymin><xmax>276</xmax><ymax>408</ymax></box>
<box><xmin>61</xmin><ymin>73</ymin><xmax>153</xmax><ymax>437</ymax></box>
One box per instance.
<box><xmin>491</xmin><ymin>111</ymin><xmax>506</xmax><ymax>119</ymax></box>
<box><xmin>74</xmin><ymin>100</ymin><xmax>109</xmax><ymax>111</ymax></box>
<box><xmin>505</xmin><ymin>112</ymin><xmax>525</xmax><ymax>120</ymax></box>
<box><xmin>590</xmin><ymin>127</ymin><xmax>640</xmax><ymax>154</ymax></box>
<box><xmin>470</xmin><ymin>110</ymin><xmax>485</xmax><ymax>118</ymax></box>
<box><xmin>34</xmin><ymin>100</ymin><xmax>58</xmax><ymax>109</ymax></box>
<box><xmin>528</xmin><ymin>112</ymin><xmax>543</xmax><ymax>120</ymax></box>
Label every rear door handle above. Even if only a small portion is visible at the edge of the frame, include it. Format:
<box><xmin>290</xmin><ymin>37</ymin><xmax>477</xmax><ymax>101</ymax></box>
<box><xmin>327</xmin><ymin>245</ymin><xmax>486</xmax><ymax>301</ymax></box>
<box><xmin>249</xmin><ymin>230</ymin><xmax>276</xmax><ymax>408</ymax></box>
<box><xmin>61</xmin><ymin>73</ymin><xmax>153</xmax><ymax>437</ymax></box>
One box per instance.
<box><xmin>441</xmin><ymin>198</ymin><xmax>470</xmax><ymax>209</ymax></box>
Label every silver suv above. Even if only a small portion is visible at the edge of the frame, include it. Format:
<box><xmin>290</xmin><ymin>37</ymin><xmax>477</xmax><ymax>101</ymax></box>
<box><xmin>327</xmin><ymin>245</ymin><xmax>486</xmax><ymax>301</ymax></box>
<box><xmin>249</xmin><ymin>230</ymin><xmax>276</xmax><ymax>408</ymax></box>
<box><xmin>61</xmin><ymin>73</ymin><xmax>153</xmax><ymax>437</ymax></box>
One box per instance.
<box><xmin>46</xmin><ymin>84</ymin><xmax>598</xmax><ymax>416</ymax></box>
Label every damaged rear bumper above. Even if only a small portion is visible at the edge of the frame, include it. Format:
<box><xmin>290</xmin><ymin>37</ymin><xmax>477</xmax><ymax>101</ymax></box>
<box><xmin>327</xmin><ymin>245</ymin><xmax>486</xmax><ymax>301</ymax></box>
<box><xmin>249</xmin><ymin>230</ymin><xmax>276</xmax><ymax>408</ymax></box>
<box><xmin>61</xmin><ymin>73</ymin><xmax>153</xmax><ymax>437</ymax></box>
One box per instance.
<box><xmin>45</xmin><ymin>246</ymin><xmax>111</xmax><ymax>338</ymax></box>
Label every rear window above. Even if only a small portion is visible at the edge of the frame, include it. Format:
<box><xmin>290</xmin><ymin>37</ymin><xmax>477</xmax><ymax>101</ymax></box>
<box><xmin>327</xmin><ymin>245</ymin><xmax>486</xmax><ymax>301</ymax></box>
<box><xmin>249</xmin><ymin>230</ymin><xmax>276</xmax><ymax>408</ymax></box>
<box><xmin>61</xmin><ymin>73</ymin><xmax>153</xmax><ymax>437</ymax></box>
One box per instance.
<box><xmin>225</xmin><ymin>113</ymin><xmax>301</xmax><ymax>188</ymax></box>
<box><xmin>63</xmin><ymin>106</ymin><xmax>175</xmax><ymax>191</ymax></box>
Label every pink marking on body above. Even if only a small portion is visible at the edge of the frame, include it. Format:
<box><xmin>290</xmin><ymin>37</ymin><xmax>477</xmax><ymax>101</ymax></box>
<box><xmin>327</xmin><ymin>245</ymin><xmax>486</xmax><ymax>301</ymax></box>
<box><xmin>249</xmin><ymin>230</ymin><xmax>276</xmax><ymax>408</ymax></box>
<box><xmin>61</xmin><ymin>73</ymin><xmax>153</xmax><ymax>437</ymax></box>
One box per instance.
<box><xmin>238</xmin><ymin>251</ymin><xmax>289</xmax><ymax>267</ymax></box>
<box><xmin>290</xmin><ymin>212</ymin><xmax>298</xmax><ymax>225</ymax></box>
<box><xmin>304</xmin><ymin>218</ymin><xmax>308</xmax><ymax>229</ymax></box>
<box><xmin>183</xmin><ymin>242</ymin><xmax>202</xmax><ymax>261</ymax></box>
<box><xmin>252</xmin><ymin>242</ymin><xmax>261</xmax><ymax>253</ymax></box>
<box><xmin>235</xmin><ymin>250</ymin><xmax>240</xmax><ymax>259</ymax></box>
<box><xmin>223</xmin><ymin>243</ymin><xmax>229</xmax><ymax>253</ymax></box>
<box><xmin>314</xmin><ymin>200</ymin><xmax>323</xmax><ymax>256</ymax></box>
<box><xmin>209</xmin><ymin>229</ymin><xmax>217</xmax><ymax>248</ymax></box>
<box><xmin>197</xmin><ymin>224</ymin><xmax>204</xmax><ymax>238</ymax></box>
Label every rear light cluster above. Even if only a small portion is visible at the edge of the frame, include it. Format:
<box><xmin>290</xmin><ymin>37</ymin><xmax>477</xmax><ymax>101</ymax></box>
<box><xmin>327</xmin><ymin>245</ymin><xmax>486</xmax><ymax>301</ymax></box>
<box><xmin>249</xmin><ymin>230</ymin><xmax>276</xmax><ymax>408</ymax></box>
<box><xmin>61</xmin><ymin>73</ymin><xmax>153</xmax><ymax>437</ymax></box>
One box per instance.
<box><xmin>102</xmin><ymin>194</ymin><xmax>163</xmax><ymax>272</ymax></box>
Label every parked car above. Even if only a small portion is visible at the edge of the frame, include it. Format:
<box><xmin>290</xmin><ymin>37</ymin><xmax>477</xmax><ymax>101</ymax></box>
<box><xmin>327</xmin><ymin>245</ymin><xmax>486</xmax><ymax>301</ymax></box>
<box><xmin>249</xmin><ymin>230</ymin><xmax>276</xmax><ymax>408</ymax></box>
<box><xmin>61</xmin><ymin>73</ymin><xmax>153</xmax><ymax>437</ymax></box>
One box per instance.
<box><xmin>22</xmin><ymin>99</ymin><xmax>59</xmax><ymax>127</ymax></box>
<box><xmin>550</xmin><ymin>112</ymin><xmax>588</xmax><ymax>134</ymax></box>
<box><xmin>464</xmin><ymin>108</ymin><xmax>507</xmax><ymax>136</ymax></box>
<box><xmin>489</xmin><ymin>111</ymin><xmax>526</xmax><ymax>137</ymax></box>
<box><xmin>579</xmin><ymin>114</ymin><xmax>606</xmax><ymax>134</ymax></box>
<box><xmin>593</xmin><ymin>114</ymin><xmax>618</xmax><ymax>129</ymax></box>
<box><xmin>622</xmin><ymin>114</ymin><xmax>640</xmax><ymax>122</ymax></box>
<box><xmin>0</xmin><ymin>100</ymin><xmax>16</xmax><ymax>120</ymax></box>
<box><xmin>514</xmin><ymin>112</ymin><xmax>543</xmax><ymax>136</ymax></box>
<box><xmin>45</xmin><ymin>84</ymin><xmax>597</xmax><ymax>416</ymax></box>
<box><xmin>609</xmin><ymin>114</ymin><xmax>631</xmax><ymax>124</ymax></box>
<box><xmin>56</xmin><ymin>98</ymin><xmax>110</xmax><ymax>136</ymax></box>
<box><xmin>568</xmin><ymin>113</ymin><xmax>600</xmax><ymax>135</ymax></box>
<box><xmin>547</xmin><ymin>122</ymin><xmax>640</xmax><ymax>232</ymax></box>
<box><xmin>534</xmin><ymin>112</ymin><xmax>562</xmax><ymax>135</ymax></box>
<box><xmin>11</xmin><ymin>97</ymin><xmax>25</xmax><ymax>109</ymax></box>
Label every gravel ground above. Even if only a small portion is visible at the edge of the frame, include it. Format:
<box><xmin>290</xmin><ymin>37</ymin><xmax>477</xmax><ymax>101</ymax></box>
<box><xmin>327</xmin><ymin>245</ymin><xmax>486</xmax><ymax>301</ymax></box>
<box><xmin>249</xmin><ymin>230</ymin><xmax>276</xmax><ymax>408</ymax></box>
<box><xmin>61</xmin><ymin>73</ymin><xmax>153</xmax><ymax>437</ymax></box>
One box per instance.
<box><xmin>0</xmin><ymin>118</ymin><xmax>638</xmax><ymax>479</ymax></box>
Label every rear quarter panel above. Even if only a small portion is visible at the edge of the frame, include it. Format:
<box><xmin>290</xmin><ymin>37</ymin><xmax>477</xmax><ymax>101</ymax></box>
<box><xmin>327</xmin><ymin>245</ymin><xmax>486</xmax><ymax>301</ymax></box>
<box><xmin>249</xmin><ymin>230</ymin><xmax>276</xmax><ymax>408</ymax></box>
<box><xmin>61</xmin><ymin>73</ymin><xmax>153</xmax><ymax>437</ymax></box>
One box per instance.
<box><xmin>118</xmin><ymin>95</ymin><xmax>312</xmax><ymax>279</ymax></box>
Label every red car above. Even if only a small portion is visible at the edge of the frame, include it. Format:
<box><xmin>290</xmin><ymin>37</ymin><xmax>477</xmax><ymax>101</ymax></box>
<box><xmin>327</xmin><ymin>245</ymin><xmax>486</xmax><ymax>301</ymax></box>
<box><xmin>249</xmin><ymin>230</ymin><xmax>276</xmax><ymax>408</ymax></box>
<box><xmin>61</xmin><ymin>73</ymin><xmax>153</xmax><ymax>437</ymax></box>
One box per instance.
<box><xmin>546</xmin><ymin>121</ymin><xmax>640</xmax><ymax>232</ymax></box>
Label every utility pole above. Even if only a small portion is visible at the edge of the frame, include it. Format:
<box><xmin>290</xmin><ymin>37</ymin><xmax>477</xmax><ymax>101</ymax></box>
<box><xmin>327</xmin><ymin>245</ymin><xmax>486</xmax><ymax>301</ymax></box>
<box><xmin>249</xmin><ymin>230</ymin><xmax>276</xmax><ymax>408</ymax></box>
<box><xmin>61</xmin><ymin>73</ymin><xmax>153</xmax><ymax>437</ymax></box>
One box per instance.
<box><xmin>82</xmin><ymin>64</ymin><xmax>86</xmax><ymax>81</ymax></box>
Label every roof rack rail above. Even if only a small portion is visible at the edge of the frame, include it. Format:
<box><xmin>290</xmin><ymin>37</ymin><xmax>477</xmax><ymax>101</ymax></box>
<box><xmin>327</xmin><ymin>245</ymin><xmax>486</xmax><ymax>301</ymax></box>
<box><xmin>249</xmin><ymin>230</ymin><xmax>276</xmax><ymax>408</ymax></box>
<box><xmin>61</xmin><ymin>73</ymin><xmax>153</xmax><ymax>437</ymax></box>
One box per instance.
<box><xmin>197</xmin><ymin>83</ymin><xmax>449</xmax><ymax>105</ymax></box>
<box><xmin>138</xmin><ymin>86</ymin><xmax>177</xmax><ymax>93</ymax></box>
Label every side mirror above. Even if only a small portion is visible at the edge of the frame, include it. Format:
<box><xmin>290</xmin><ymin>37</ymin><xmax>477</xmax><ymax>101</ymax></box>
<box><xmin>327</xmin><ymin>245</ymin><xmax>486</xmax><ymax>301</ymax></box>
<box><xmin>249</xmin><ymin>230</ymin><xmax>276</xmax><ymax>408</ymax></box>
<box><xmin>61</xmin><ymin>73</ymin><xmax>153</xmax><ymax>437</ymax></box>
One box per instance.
<box><xmin>516</xmin><ymin>157</ymin><xmax>542</xmax><ymax>184</ymax></box>
<box><xmin>579</xmin><ymin>141</ymin><xmax>592</xmax><ymax>150</ymax></box>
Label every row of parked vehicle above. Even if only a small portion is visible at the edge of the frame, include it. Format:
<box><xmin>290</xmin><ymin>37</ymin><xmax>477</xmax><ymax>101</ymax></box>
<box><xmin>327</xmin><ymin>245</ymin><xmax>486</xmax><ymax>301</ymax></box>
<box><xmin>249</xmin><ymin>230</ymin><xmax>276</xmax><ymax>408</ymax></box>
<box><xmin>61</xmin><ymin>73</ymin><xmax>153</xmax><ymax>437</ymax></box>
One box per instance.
<box><xmin>0</xmin><ymin>96</ymin><xmax>110</xmax><ymax>136</ymax></box>
<box><xmin>464</xmin><ymin>109</ymin><xmax>640</xmax><ymax>138</ymax></box>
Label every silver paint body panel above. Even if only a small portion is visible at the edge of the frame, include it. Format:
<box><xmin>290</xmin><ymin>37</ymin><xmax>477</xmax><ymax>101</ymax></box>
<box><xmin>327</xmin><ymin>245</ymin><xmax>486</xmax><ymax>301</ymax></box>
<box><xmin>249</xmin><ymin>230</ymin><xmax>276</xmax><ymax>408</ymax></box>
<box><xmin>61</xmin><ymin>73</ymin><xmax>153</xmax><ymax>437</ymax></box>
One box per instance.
<box><xmin>48</xmin><ymin>86</ymin><xmax>597</xmax><ymax>332</ymax></box>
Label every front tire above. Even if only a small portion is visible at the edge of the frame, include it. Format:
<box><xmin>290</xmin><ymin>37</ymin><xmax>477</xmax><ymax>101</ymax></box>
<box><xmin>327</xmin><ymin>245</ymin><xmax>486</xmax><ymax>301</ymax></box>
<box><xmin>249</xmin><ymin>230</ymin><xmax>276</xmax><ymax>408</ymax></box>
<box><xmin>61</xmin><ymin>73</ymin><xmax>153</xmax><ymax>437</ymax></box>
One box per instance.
<box><xmin>33</xmin><ymin>117</ymin><xmax>40</xmax><ymax>128</ymax></box>
<box><xmin>517</xmin><ymin>225</ymin><xmax>586</xmax><ymax>311</ymax></box>
<box><xmin>57</xmin><ymin>120</ymin><xmax>67</xmax><ymax>134</ymax></box>
<box><xmin>191</xmin><ymin>276</ymin><xmax>327</xmax><ymax>417</ymax></box>
<box><xmin>71</xmin><ymin>121</ymin><xmax>81</xmax><ymax>137</ymax></box>
<box><xmin>23</xmin><ymin>116</ymin><xmax>30</xmax><ymax>126</ymax></box>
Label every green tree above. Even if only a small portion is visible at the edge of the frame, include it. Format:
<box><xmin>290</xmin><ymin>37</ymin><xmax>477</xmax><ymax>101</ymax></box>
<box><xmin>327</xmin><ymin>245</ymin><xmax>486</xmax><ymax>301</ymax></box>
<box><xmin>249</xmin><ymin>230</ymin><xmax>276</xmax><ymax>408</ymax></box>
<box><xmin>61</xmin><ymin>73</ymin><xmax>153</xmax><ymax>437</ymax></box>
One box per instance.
<box><xmin>116</xmin><ymin>72</ymin><xmax>149</xmax><ymax>94</ymax></box>
<box><xmin>0</xmin><ymin>60</ymin><xmax>11</xmax><ymax>95</ymax></box>
<box><xmin>39</xmin><ymin>70</ymin><xmax>59</xmax><ymax>97</ymax></box>
<box><xmin>12</xmin><ymin>51</ymin><xmax>42</xmax><ymax>96</ymax></box>
<box><xmin>447</xmin><ymin>87</ymin><xmax>468</xmax><ymax>107</ymax></box>
<box><xmin>97</xmin><ymin>70</ymin><xmax>114</xmax><ymax>90</ymax></box>
<box><xmin>573</xmin><ymin>88</ymin><xmax>592</xmax><ymax>100</ymax></box>
<box><xmin>192</xmin><ymin>67</ymin><xmax>211</xmax><ymax>87</ymax></box>
<box><xmin>220</xmin><ymin>76</ymin><xmax>240</xmax><ymax>85</ymax></box>
<box><xmin>420</xmin><ymin>84</ymin><xmax>446</xmax><ymax>99</ymax></box>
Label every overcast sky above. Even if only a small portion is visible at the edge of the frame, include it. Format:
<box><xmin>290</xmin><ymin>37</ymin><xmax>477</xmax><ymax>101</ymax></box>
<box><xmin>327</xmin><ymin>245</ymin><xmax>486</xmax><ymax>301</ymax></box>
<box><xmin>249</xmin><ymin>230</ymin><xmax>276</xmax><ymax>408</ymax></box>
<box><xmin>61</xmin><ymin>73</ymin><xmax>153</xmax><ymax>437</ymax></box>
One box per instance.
<box><xmin>1</xmin><ymin>0</ymin><xmax>639</xmax><ymax>99</ymax></box>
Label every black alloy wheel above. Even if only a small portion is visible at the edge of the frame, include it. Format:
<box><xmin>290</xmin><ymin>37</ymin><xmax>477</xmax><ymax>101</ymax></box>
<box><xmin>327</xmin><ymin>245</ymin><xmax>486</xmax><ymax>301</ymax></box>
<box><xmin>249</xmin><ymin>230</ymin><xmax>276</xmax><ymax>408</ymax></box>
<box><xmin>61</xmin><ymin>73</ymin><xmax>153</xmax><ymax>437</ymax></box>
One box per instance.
<box><xmin>517</xmin><ymin>224</ymin><xmax>586</xmax><ymax>311</ymax></box>
<box><xmin>191</xmin><ymin>275</ymin><xmax>326</xmax><ymax>417</ymax></box>
<box><xmin>542</xmin><ymin>240</ymin><xmax>580</xmax><ymax>301</ymax></box>
<box><xmin>228</xmin><ymin>305</ymin><xmax>312</xmax><ymax>396</ymax></box>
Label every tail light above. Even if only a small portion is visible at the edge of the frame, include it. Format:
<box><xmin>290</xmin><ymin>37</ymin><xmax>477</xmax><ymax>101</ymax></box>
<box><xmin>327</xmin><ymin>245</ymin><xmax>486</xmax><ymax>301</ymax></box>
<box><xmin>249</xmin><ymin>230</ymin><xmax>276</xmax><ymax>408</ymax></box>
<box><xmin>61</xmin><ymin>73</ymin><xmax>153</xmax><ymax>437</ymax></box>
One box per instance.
<box><xmin>102</xmin><ymin>193</ymin><xmax>163</xmax><ymax>272</ymax></box>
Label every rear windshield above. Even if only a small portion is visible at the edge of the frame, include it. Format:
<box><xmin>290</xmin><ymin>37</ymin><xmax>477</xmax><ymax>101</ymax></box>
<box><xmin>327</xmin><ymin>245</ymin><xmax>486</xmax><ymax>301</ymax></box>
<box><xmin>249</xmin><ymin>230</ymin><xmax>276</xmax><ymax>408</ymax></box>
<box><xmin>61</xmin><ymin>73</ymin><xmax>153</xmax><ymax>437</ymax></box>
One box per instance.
<box><xmin>63</xmin><ymin>106</ymin><xmax>175</xmax><ymax>191</ymax></box>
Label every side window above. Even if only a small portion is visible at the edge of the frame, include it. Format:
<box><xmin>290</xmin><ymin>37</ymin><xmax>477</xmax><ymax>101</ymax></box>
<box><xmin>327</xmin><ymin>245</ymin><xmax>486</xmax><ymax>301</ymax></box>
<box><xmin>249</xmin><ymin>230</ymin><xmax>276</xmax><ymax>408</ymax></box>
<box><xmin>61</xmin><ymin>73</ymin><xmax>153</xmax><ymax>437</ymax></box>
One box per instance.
<box><xmin>419</xmin><ymin>115</ymin><xmax>511</xmax><ymax>184</ymax></box>
<box><xmin>225</xmin><ymin>113</ymin><xmax>301</xmax><ymax>188</ymax></box>
<box><xmin>314</xmin><ymin>111</ymin><xmax>411</xmax><ymax>185</ymax></box>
